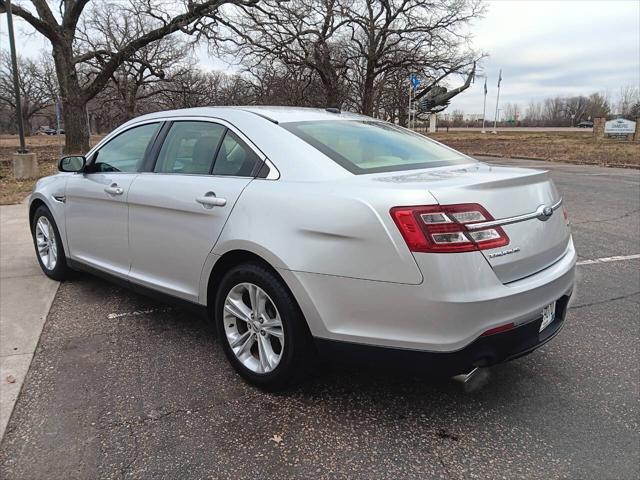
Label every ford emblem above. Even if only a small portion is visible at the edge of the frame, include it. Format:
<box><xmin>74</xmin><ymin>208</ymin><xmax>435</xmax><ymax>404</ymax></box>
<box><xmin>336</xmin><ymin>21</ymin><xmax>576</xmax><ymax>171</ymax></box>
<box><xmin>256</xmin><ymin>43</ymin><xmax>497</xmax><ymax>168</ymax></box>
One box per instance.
<box><xmin>536</xmin><ymin>204</ymin><xmax>554</xmax><ymax>221</ymax></box>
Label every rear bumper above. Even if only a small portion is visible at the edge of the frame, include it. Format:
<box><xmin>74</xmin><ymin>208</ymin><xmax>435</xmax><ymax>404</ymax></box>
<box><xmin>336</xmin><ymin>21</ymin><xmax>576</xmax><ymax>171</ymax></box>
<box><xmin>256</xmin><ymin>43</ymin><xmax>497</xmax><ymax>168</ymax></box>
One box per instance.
<box><xmin>315</xmin><ymin>294</ymin><xmax>570</xmax><ymax>376</ymax></box>
<box><xmin>280</xmin><ymin>237</ymin><xmax>576</xmax><ymax>352</ymax></box>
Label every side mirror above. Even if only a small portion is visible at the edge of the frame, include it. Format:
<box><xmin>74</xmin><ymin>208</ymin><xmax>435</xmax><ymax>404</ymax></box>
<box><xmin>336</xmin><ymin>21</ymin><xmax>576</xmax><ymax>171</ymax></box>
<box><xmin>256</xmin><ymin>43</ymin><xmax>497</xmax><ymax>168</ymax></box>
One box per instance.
<box><xmin>58</xmin><ymin>155</ymin><xmax>86</xmax><ymax>173</ymax></box>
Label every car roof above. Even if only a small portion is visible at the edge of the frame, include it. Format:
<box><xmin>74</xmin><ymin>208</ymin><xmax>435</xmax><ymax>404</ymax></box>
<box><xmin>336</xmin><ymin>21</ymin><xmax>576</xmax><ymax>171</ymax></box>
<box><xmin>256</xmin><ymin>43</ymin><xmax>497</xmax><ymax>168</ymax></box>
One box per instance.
<box><xmin>131</xmin><ymin>106</ymin><xmax>369</xmax><ymax>125</ymax></box>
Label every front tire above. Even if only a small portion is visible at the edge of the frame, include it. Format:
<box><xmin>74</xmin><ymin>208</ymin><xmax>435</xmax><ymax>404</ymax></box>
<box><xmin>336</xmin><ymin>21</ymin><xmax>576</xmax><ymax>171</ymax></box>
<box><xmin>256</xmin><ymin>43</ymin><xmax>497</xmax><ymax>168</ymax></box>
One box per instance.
<box><xmin>215</xmin><ymin>262</ymin><xmax>315</xmax><ymax>390</ymax></box>
<box><xmin>31</xmin><ymin>205</ymin><xmax>70</xmax><ymax>281</ymax></box>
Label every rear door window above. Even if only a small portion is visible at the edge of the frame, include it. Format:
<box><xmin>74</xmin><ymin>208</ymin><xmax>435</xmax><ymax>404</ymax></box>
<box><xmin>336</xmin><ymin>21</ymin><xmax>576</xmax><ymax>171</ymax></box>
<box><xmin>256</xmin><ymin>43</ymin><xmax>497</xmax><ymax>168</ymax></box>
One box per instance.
<box><xmin>212</xmin><ymin>130</ymin><xmax>262</xmax><ymax>177</ymax></box>
<box><xmin>154</xmin><ymin>121</ymin><xmax>226</xmax><ymax>175</ymax></box>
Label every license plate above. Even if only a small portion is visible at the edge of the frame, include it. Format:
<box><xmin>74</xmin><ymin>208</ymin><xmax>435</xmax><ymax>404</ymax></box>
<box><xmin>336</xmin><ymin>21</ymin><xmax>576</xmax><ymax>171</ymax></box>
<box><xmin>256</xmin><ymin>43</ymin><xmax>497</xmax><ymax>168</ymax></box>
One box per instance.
<box><xmin>540</xmin><ymin>301</ymin><xmax>556</xmax><ymax>332</ymax></box>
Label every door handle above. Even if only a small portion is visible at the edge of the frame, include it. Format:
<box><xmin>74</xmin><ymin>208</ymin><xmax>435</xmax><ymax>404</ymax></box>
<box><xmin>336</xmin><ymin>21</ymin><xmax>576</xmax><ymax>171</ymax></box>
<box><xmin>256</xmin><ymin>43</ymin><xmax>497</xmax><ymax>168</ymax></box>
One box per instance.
<box><xmin>104</xmin><ymin>183</ymin><xmax>124</xmax><ymax>196</ymax></box>
<box><xmin>195</xmin><ymin>191</ymin><xmax>227</xmax><ymax>208</ymax></box>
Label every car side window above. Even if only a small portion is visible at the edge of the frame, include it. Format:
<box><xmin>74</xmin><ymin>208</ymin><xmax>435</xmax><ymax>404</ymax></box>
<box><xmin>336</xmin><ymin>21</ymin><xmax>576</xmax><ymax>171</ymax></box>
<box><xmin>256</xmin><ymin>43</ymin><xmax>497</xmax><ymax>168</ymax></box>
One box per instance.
<box><xmin>154</xmin><ymin>121</ymin><xmax>226</xmax><ymax>175</ymax></box>
<box><xmin>212</xmin><ymin>130</ymin><xmax>262</xmax><ymax>177</ymax></box>
<box><xmin>93</xmin><ymin>123</ymin><xmax>160</xmax><ymax>173</ymax></box>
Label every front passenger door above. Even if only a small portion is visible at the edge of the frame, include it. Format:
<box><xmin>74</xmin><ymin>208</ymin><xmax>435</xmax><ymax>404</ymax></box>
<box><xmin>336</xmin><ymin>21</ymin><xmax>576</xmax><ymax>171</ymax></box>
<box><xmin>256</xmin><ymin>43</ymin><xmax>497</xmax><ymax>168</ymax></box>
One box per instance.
<box><xmin>65</xmin><ymin>122</ymin><xmax>161</xmax><ymax>276</ymax></box>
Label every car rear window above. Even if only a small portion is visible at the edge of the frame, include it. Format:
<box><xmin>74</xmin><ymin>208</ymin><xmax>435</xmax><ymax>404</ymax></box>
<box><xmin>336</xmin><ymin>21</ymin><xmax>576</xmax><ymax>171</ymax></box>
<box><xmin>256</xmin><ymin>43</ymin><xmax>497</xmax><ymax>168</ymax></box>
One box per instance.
<box><xmin>281</xmin><ymin>120</ymin><xmax>474</xmax><ymax>174</ymax></box>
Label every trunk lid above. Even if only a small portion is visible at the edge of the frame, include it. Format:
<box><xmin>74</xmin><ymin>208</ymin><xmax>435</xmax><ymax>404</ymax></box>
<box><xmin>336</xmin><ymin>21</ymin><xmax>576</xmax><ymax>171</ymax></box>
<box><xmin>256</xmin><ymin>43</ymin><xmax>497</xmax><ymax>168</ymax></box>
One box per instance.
<box><xmin>372</xmin><ymin>163</ymin><xmax>571</xmax><ymax>283</ymax></box>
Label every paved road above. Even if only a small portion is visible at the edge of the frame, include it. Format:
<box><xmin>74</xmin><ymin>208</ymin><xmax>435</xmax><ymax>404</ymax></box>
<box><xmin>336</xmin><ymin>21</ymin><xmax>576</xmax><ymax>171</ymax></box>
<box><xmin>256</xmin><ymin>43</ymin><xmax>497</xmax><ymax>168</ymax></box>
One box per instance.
<box><xmin>0</xmin><ymin>159</ymin><xmax>638</xmax><ymax>479</ymax></box>
<box><xmin>435</xmin><ymin>127</ymin><xmax>593</xmax><ymax>132</ymax></box>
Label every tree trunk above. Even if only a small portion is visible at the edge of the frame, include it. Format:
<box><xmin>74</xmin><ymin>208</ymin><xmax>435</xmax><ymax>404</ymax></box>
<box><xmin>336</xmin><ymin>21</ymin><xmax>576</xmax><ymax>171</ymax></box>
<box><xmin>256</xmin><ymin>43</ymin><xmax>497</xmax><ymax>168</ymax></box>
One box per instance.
<box><xmin>61</xmin><ymin>94</ymin><xmax>90</xmax><ymax>153</ymax></box>
<box><xmin>22</xmin><ymin>116</ymin><xmax>32</xmax><ymax>136</ymax></box>
<box><xmin>324</xmin><ymin>86</ymin><xmax>340</xmax><ymax>109</ymax></box>
<box><xmin>398</xmin><ymin>107</ymin><xmax>408</xmax><ymax>127</ymax></box>
<box><xmin>361</xmin><ymin>69</ymin><xmax>375</xmax><ymax>116</ymax></box>
<box><xmin>52</xmin><ymin>42</ymin><xmax>90</xmax><ymax>153</ymax></box>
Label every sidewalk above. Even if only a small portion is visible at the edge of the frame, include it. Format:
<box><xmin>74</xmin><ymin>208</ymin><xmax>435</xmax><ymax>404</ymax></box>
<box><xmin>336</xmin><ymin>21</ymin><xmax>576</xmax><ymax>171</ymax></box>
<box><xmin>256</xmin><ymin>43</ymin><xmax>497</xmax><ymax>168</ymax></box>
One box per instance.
<box><xmin>0</xmin><ymin>200</ymin><xmax>59</xmax><ymax>439</ymax></box>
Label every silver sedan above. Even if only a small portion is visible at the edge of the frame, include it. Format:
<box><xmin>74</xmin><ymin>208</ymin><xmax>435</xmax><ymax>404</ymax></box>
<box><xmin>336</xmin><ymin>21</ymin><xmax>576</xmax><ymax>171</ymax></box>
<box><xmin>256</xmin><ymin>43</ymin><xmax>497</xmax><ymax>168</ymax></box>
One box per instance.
<box><xmin>30</xmin><ymin>107</ymin><xmax>576</xmax><ymax>389</ymax></box>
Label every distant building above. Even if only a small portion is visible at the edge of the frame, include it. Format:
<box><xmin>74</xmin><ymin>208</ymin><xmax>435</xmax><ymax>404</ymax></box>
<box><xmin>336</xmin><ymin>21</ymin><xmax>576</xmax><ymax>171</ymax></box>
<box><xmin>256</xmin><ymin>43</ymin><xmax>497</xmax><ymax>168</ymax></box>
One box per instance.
<box><xmin>463</xmin><ymin>113</ymin><xmax>483</xmax><ymax>122</ymax></box>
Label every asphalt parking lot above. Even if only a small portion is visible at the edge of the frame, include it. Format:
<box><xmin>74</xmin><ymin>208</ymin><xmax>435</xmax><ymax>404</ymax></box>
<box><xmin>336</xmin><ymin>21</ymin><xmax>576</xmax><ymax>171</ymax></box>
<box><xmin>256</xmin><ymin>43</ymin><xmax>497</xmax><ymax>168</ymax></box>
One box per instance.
<box><xmin>0</xmin><ymin>158</ymin><xmax>638</xmax><ymax>479</ymax></box>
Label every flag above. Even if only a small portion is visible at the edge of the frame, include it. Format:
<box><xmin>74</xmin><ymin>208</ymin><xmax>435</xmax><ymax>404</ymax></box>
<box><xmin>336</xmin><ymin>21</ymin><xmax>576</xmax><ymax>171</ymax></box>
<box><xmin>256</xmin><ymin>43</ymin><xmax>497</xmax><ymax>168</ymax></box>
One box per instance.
<box><xmin>483</xmin><ymin>78</ymin><xmax>487</xmax><ymax>95</ymax></box>
<box><xmin>497</xmin><ymin>69</ymin><xmax>502</xmax><ymax>88</ymax></box>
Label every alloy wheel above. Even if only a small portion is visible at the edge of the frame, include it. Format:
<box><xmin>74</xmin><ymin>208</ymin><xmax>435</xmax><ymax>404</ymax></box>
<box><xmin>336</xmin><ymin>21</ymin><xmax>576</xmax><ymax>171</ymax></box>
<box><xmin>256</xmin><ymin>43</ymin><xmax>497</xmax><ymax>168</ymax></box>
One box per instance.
<box><xmin>223</xmin><ymin>282</ymin><xmax>285</xmax><ymax>374</ymax></box>
<box><xmin>35</xmin><ymin>216</ymin><xmax>57</xmax><ymax>271</ymax></box>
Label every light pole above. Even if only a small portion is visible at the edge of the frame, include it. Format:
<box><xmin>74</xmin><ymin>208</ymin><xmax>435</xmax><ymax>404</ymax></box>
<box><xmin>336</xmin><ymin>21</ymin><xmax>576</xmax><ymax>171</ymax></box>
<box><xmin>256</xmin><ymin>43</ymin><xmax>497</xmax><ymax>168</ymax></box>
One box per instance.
<box><xmin>5</xmin><ymin>0</ymin><xmax>28</xmax><ymax>153</ymax></box>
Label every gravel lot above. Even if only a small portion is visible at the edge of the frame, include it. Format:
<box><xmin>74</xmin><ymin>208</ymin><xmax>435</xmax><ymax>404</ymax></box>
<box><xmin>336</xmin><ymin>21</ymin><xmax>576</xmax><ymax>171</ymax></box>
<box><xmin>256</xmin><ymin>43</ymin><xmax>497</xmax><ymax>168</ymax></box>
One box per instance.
<box><xmin>1</xmin><ymin>158</ymin><xmax>638</xmax><ymax>479</ymax></box>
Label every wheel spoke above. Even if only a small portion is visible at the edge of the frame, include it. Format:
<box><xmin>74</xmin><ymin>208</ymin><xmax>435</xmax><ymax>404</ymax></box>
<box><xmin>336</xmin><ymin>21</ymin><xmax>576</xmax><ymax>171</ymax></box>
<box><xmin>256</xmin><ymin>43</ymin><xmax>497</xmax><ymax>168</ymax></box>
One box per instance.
<box><xmin>257</xmin><ymin>334</ymin><xmax>270</xmax><ymax>372</ymax></box>
<box><xmin>230</xmin><ymin>329</ymin><xmax>251</xmax><ymax>349</ymax></box>
<box><xmin>224</xmin><ymin>297</ymin><xmax>252</xmax><ymax>323</ymax></box>
<box><xmin>36</xmin><ymin>218</ymin><xmax>46</xmax><ymax>239</ymax></box>
<box><xmin>248</xmin><ymin>284</ymin><xmax>259</xmax><ymax>314</ymax></box>
<box><xmin>256</xmin><ymin>288</ymin><xmax>267</xmax><ymax>317</ymax></box>
<box><xmin>263</xmin><ymin>326</ymin><xmax>284</xmax><ymax>340</ymax></box>
<box><xmin>237</xmin><ymin>332</ymin><xmax>255</xmax><ymax>356</ymax></box>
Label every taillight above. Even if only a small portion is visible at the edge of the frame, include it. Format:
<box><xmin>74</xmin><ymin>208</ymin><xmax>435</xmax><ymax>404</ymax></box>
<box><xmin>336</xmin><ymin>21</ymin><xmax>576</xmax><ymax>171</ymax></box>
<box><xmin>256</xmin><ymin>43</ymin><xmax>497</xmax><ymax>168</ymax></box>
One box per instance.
<box><xmin>390</xmin><ymin>203</ymin><xmax>509</xmax><ymax>253</ymax></box>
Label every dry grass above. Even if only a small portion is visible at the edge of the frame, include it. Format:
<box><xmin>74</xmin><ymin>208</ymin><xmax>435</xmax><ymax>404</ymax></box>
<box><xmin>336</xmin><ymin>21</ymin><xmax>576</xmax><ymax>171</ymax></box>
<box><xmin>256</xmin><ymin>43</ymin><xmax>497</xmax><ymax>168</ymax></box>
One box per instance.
<box><xmin>1</xmin><ymin>131</ymin><xmax>638</xmax><ymax>205</ymax></box>
<box><xmin>425</xmin><ymin>131</ymin><xmax>640</xmax><ymax>168</ymax></box>
<box><xmin>0</xmin><ymin>135</ymin><xmax>104</xmax><ymax>205</ymax></box>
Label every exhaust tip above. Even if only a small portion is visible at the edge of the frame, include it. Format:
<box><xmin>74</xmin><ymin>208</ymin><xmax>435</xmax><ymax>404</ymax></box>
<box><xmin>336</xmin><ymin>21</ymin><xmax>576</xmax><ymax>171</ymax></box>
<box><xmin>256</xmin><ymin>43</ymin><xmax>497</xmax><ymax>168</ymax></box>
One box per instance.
<box><xmin>452</xmin><ymin>367</ymin><xmax>491</xmax><ymax>392</ymax></box>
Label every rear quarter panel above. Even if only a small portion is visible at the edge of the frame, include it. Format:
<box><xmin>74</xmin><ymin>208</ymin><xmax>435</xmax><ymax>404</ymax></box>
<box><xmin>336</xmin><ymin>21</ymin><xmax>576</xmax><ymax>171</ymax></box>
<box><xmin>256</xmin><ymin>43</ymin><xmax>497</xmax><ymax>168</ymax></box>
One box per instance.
<box><xmin>211</xmin><ymin>178</ymin><xmax>428</xmax><ymax>285</ymax></box>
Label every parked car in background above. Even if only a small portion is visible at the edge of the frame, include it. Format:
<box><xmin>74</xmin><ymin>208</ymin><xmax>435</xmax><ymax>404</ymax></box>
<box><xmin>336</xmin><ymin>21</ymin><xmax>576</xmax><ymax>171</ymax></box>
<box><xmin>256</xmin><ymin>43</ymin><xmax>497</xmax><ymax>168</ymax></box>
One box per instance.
<box><xmin>36</xmin><ymin>126</ymin><xmax>64</xmax><ymax>135</ymax></box>
<box><xmin>577</xmin><ymin>121</ymin><xmax>593</xmax><ymax>128</ymax></box>
<box><xmin>28</xmin><ymin>106</ymin><xmax>576</xmax><ymax>389</ymax></box>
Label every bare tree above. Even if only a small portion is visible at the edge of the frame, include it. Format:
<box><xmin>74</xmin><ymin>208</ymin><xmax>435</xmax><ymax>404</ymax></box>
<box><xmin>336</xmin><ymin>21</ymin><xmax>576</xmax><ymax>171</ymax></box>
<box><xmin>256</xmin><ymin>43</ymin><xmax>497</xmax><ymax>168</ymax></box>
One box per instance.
<box><xmin>542</xmin><ymin>96</ymin><xmax>564</xmax><ymax>124</ymax></box>
<box><xmin>0</xmin><ymin>51</ymin><xmax>56</xmax><ymax>135</ymax></box>
<box><xmin>616</xmin><ymin>85</ymin><xmax>640</xmax><ymax>119</ymax></box>
<box><xmin>345</xmin><ymin>0</ymin><xmax>483</xmax><ymax>116</ymax></box>
<box><xmin>525</xmin><ymin>100</ymin><xmax>543</xmax><ymax>125</ymax></box>
<box><xmin>0</xmin><ymin>0</ymin><xmax>258</xmax><ymax>153</ymax></box>
<box><xmin>502</xmin><ymin>102</ymin><xmax>521</xmax><ymax>123</ymax></box>
<box><xmin>215</xmin><ymin>0</ymin><xmax>351</xmax><ymax>108</ymax></box>
<box><xmin>586</xmin><ymin>92</ymin><xmax>610</xmax><ymax>120</ymax></box>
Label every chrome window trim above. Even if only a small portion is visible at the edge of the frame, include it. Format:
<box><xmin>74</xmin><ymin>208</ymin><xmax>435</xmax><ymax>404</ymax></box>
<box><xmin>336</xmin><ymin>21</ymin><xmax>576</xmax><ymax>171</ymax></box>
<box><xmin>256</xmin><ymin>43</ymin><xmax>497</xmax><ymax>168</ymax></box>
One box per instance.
<box><xmin>466</xmin><ymin>198</ymin><xmax>563</xmax><ymax>231</ymax></box>
<box><xmin>85</xmin><ymin>116</ymin><xmax>281</xmax><ymax>180</ymax></box>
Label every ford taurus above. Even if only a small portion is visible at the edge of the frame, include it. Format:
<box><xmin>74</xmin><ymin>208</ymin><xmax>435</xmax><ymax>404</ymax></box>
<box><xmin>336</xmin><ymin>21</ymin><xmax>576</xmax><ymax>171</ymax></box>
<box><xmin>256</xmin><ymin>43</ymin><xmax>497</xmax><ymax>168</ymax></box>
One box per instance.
<box><xmin>29</xmin><ymin>106</ymin><xmax>576</xmax><ymax>389</ymax></box>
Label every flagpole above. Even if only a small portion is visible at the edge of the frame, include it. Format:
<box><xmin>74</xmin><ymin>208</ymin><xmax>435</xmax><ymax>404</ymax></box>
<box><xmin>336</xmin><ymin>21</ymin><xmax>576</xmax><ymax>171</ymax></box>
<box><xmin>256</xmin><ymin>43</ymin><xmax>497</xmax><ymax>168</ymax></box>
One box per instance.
<box><xmin>481</xmin><ymin>77</ymin><xmax>488</xmax><ymax>133</ymax></box>
<box><xmin>492</xmin><ymin>69</ymin><xmax>502</xmax><ymax>134</ymax></box>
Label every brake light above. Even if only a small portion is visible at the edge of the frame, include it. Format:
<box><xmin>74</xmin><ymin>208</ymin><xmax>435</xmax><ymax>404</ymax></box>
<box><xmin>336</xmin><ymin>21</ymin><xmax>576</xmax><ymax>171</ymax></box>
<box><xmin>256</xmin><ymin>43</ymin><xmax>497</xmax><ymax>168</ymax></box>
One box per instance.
<box><xmin>390</xmin><ymin>203</ymin><xmax>509</xmax><ymax>253</ymax></box>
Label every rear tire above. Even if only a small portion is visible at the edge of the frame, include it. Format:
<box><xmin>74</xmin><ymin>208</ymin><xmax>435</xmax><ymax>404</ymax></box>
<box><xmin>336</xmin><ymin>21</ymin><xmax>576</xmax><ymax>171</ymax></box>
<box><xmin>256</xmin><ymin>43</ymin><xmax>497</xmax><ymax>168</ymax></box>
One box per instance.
<box><xmin>215</xmin><ymin>262</ymin><xmax>315</xmax><ymax>390</ymax></box>
<box><xmin>31</xmin><ymin>205</ymin><xmax>70</xmax><ymax>281</ymax></box>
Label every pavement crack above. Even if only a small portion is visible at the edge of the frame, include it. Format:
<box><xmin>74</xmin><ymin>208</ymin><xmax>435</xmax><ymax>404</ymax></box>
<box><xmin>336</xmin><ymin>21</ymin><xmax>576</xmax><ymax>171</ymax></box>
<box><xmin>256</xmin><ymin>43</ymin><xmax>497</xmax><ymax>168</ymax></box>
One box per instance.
<box><xmin>571</xmin><ymin>291</ymin><xmax>639</xmax><ymax>310</ymax></box>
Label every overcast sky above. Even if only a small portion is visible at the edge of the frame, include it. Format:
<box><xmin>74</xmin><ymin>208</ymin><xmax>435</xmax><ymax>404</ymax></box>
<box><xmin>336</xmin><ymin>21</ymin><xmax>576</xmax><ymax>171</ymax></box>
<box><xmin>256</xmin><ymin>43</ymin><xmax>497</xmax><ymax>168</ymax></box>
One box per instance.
<box><xmin>1</xmin><ymin>0</ymin><xmax>639</xmax><ymax>119</ymax></box>
<box><xmin>446</xmin><ymin>0</ymin><xmax>640</xmax><ymax>117</ymax></box>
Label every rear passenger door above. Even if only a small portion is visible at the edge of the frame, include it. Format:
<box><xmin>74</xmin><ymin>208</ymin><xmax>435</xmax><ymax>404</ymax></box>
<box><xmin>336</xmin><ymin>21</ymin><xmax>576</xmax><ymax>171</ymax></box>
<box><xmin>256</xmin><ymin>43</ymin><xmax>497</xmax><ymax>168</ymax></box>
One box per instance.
<box><xmin>127</xmin><ymin>119</ymin><xmax>265</xmax><ymax>302</ymax></box>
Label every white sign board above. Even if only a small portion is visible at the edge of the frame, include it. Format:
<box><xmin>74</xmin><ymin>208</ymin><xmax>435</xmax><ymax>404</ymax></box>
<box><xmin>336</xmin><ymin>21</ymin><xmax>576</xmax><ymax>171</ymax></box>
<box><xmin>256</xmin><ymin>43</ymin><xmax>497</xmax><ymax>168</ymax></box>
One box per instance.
<box><xmin>605</xmin><ymin>118</ymin><xmax>636</xmax><ymax>135</ymax></box>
